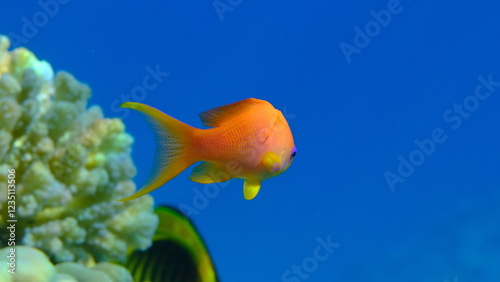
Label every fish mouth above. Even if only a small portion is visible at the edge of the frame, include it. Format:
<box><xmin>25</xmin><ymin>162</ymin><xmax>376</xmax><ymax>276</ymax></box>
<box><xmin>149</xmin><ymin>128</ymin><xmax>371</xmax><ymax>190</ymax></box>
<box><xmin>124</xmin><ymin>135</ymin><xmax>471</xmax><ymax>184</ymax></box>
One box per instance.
<box><xmin>272</xmin><ymin>161</ymin><xmax>291</xmax><ymax>176</ymax></box>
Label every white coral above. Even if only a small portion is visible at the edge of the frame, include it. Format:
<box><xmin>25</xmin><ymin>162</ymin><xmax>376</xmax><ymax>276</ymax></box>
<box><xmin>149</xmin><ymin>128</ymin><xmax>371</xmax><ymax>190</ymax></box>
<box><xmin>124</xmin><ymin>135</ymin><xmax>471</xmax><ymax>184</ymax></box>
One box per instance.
<box><xmin>0</xmin><ymin>246</ymin><xmax>133</xmax><ymax>282</ymax></box>
<box><xmin>0</xmin><ymin>35</ymin><xmax>158</xmax><ymax>265</ymax></box>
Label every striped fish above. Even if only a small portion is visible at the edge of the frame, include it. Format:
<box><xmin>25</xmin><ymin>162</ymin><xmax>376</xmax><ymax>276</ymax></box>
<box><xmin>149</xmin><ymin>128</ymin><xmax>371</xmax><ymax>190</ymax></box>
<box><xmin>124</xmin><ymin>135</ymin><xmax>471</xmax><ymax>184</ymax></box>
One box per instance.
<box><xmin>126</xmin><ymin>206</ymin><xmax>218</xmax><ymax>282</ymax></box>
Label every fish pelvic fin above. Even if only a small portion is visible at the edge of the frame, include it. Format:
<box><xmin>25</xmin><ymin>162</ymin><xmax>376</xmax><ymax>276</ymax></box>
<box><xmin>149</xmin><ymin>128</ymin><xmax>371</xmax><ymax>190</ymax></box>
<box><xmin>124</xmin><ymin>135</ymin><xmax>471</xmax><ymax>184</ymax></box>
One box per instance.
<box><xmin>118</xmin><ymin>102</ymin><xmax>197</xmax><ymax>201</ymax></box>
<box><xmin>243</xmin><ymin>178</ymin><xmax>261</xmax><ymax>200</ymax></box>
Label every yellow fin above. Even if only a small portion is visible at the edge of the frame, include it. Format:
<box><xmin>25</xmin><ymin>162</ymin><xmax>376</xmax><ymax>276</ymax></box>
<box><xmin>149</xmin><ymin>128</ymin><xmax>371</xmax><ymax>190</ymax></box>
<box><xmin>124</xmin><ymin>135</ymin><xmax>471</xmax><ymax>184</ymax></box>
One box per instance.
<box><xmin>189</xmin><ymin>161</ymin><xmax>232</xmax><ymax>184</ymax></box>
<box><xmin>199</xmin><ymin>98</ymin><xmax>271</xmax><ymax>127</ymax></box>
<box><xmin>261</xmin><ymin>151</ymin><xmax>281</xmax><ymax>171</ymax></box>
<box><xmin>243</xmin><ymin>179</ymin><xmax>261</xmax><ymax>200</ymax></box>
<box><xmin>118</xmin><ymin>102</ymin><xmax>196</xmax><ymax>201</ymax></box>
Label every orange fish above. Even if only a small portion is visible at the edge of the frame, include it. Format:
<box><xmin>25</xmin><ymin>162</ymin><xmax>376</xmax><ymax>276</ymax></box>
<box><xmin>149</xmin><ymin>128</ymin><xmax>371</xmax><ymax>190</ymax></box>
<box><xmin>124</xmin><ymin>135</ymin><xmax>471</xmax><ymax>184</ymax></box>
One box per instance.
<box><xmin>119</xmin><ymin>98</ymin><xmax>296</xmax><ymax>201</ymax></box>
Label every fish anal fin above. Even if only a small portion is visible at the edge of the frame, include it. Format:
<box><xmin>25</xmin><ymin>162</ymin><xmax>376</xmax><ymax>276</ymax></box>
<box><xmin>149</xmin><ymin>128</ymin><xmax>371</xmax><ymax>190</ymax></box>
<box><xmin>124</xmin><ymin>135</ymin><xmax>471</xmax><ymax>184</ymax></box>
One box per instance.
<box><xmin>189</xmin><ymin>161</ymin><xmax>232</xmax><ymax>184</ymax></box>
<box><xmin>243</xmin><ymin>179</ymin><xmax>261</xmax><ymax>200</ymax></box>
<box><xmin>199</xmin><ymin>98</ymin><xmax>271</xmax><ymax>127</ymax></box>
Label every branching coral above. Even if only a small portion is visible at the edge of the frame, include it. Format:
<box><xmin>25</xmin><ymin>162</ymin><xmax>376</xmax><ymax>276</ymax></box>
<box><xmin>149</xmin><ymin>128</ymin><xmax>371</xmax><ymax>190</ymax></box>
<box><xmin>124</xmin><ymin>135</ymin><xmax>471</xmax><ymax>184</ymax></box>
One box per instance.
<box><xmin>0</xmin><ymin>246</ymin><xmax>132</xmax><ymax>282</ymax></box>
<box><xmin>0</xmin><ymin>35</ymin><xmax>158</xmax><ymax>265</ymax></box>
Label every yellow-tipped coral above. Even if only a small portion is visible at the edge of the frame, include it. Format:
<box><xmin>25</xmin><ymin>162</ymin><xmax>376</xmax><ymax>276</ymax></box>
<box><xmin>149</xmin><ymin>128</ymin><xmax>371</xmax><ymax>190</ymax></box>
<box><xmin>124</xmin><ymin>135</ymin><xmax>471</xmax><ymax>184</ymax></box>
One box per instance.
<box><xmin>0</xmin><ymin>35</ymin><xmax>158</xmax><ymax>265</ymax></box>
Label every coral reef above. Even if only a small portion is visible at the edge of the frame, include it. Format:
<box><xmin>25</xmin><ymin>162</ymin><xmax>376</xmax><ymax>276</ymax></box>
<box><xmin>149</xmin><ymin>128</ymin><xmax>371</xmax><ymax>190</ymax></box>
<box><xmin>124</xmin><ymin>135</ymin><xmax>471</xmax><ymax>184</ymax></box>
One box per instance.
<box><xmin>0</xmin><ymin>35</ymin><xmax>158</xmax><ymax>265</ymax></box>
<box><xmin>0</xmin><ymin>246</ymin><xmax>132</xmax><ymax>282</ymax></box>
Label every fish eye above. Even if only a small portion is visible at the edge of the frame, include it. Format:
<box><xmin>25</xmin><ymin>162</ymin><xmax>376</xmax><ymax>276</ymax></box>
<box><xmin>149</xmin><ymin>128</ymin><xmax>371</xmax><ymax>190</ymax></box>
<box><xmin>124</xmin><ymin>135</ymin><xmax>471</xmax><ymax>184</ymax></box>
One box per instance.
<box><xmin>291</xmin><ymin>147</ymin><xmax>297</xmax><ymax>158</ymax></box>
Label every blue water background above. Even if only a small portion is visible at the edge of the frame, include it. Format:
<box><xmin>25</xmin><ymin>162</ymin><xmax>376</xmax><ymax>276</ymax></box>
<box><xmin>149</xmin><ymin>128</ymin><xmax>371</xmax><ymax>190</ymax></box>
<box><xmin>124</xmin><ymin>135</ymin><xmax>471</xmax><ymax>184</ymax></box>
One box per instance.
<box><xmin>2</xmin><ymin>1</ymin><xmax>500</xmax><ymax>281</ymax></box>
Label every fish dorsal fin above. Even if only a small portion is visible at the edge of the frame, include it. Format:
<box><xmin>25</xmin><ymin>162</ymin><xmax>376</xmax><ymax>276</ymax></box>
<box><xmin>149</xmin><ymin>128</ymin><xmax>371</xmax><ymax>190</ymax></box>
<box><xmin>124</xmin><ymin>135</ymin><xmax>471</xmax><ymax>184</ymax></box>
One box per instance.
<box><xmin>199</xmin><ymin>98</ymin><xmax>270</xmax><ymax>127</ymax></box>
<box><xmin>243</xmin><ymin>179</ymin><xmax>261</xmax><ymax>200</ymax></box>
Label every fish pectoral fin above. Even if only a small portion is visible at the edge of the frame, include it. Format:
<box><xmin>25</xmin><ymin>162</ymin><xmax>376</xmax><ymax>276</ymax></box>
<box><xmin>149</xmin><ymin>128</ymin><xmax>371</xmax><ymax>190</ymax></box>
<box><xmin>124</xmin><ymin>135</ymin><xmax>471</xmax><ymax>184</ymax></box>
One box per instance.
<box><xmin>243</xmin><ymin>179</ymin><xmax>261</xmax><ymax>200</ymax></box>
<box><xmin>261</xmin><ymin>151</ymin><xmax>281</xmax><ymax>171</ymax></box>
<box><xmin>189</xmin><ymin>161</ymin><xmax>232</xmax><ymax>184</ymax></box>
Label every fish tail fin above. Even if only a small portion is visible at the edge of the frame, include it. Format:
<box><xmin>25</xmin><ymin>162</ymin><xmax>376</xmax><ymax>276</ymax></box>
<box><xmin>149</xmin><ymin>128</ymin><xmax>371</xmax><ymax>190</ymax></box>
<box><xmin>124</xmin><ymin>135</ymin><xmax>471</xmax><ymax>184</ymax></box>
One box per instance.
<box><xmin>118</xmin><ymin>102</ymin><xmax>197</xmax><ymax>201</ymax></box>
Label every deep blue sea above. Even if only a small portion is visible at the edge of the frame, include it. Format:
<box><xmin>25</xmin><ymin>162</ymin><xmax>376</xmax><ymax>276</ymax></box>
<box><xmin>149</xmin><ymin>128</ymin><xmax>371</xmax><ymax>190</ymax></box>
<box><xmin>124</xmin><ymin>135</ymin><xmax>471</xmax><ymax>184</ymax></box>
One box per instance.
<box><xmin>2</xmin><ymin>1</ymin><xmax>500</xmax><ymax>281</ymax></box>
